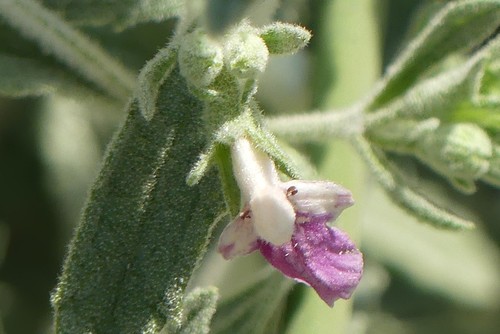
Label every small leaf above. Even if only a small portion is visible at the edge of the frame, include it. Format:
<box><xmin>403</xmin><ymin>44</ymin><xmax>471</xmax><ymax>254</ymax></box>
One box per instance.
<box><xmin>368</xmin><ymin>0</ymin><xmax>500</xmax><ymax>108</ymax></box>
<box><xmin>414</xmin><ymin>122</ymin><xmax>492</xmax><ymax>193</ymax></box>
<box><xmin>446</xmin><ymin>103</ymin><xmax>500</xmax><ymax>132</ymax></box>
<box><xmin>366</xmin><ymin>54</ymin><xmax>483</xmax><ymax>127</ymax></box>
<box><xmin>223</xmin><ymin>26</ymin><xmax>269</xmax><ymax>80</ymax></box>
<box><xmin>52</xmin><ymin>64</ymin><xmax>225</xmax><ymax>332</ymax></box>
<box><xmin>259</xmin><ymin>22</ymin><xmax>311</xmax><ymax>55</ymax></box>
<box><xmin>210</xmin><ymin>269</ymin><xmax>293</xmax><ymax>334</ymax></box>
<box><xmin>353</xmin><ymin>136</ymin><xmax>475</xmax><ymax>230</ymax></box>
<box><xmin>41</xmin><ymin>0</ymin><xmax>185</xmax><ymax>30</ymax></box>
<box><xmin>178</xmin><ymin>29</ymin><xmax>224</xmax><ymax>88</ymax></box>
<box><xmin>186</xmin><ymin>144</ymin><xmax>216</xmax><ymax>187</ymax></box>
<box><xmin>137</xmin><ymin>46</ymin><xmax>178</xmax><ymax>120</ymax></box>
<box><xmin>174</xmin><ymin>287</ymin><xmax>219</xmax><ymax>334</ymax></box>
<box><xmin>213</xmin><ymin>144</ymin><xmax>241</xmax><ymax>216</ymax></box>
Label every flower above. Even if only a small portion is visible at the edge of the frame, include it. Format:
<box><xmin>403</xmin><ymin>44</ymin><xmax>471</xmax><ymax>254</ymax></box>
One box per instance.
<box><xmin>218</xmin><ymin>138</ymin><xmax>363</xmax><ymax>306</ymax></box>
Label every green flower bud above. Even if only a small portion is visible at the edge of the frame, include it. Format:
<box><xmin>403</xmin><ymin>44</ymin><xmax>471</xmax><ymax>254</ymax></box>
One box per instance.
<box><xmin>224</xmin><ymin>28</ymin><xmax>269</xmax><ymax>79</ymax></box>
<box><xmin>482</xmin><ymin>142</ymin><xmax>500</xmax><ymax>187</ymax></box>
<box><xmin>178</xmin><ymin>30</ymin><xmax>224</xmax><ymax>88</ymax></box>
<box><xmin>369</xmin><ymin>118</ymin><xmax>440</xmax><ymax>153</ymax></box>
<box><xmin>259</xmin><ymin>22</ymin><xmax>311</xmax><ymax>55</ymax></box>
<box><xmin>415</xmin><ymin>123</ymin><xmax>492</xmax><ymax>193</ymax></box>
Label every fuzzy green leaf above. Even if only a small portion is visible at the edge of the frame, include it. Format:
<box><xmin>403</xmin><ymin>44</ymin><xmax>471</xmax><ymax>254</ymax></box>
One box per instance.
<box><xmin>259</xmin><ymin>22</ymin><xmax>311</xmax><ymax>55</ymax></box>
<box><xmin>366</xmin><ymin>55</ymin><xmax>483</xmax><ymax>127</ymax></box>
<box><xmin>138</xmin><ymin>46</ymin><xmax>178</xmax><ymax>121</ymax></box>
<box><xmin>210</xmin><ymin>270</ymin><xmax>293</xmax><ymax>334</ymax></box>
<box><xmin>41</xmin><ymin>0</ymin><xmax>184</xmax><ymax>30</ymax></box>
<box><xmin>448</xmin><ymin>104</ymin><xmax>500</xmax><ymax>132</ymax></box>
<box><xmin>166</xmin><ymin>287</ymin><xmax>219</xmax><ymax>334</ymax></box>
<box><xmin>368</xmin><ymin>0</ymin><xmax>500</xmax><ymax>109</ymax></box>
<box><xmin>0</xmin><ymin>0</ymin><xmax>135</xmax><ymax>101</ymax></box>
<box><xmin>354</xmin><ymin>136</ymin><xmax>475</xmax><ymax>230</ymax></box>
<box><xmin>52</xmin><ymin>64</ymin><xmax>225</xmax><ymax>333</ymax></box>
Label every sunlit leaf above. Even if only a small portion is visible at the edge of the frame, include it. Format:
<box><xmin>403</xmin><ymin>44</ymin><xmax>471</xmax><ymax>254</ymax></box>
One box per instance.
<box><xmin>52</xmin><ymin>62</ymin><xmax>225</xmax><ymax>332</ymax></box>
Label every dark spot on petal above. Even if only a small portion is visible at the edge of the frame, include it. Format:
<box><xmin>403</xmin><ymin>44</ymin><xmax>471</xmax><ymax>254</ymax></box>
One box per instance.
<box><xmin>239</xmin><ymin>209</ymin><xmax>252</xmax><ymax>219</ymax></box>
<box><xmin>287</xmin><ymin>186</ymin><xmax>298</xmax><ymax>197</ymax></box>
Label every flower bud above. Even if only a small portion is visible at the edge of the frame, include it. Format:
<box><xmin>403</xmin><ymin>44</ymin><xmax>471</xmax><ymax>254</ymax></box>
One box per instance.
<box><xmin>415</xmin><ymin>123</ymin><xmax>492</xmax><ymax>192</ymax></box>
<box><xmin>482</xmin><ymin>142</ymin><xmax>500</xmax><ymax>186</ymax></box>
<box><xmin>178</xmin><ymin>30</ymin><xmax>223</xmax><ymax>87</ymax></box>
<box><xmin>224</xmin><ymin>29</ymin><xmax>269</xmax><ymax>79</ymax></box>
<box><xmin>259</xmin><ymin>22</ymin><xmax>311</xmax><ymax>55</ymax></box>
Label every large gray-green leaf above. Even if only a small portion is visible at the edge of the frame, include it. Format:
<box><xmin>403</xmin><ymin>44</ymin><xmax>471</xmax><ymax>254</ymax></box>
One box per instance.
<box><xmin>369</xmin><ymin>0</ymin><xmax>500</xmax><ymax>108</ymax></box>
<box><xmin>52</xmin><ymin>63</ymin><xmax>225</xmax><ymax>333</ymax></box>
<box><xmin>42</xmin><ymin>0</ymin><xmax>184</xmax><ymax>30</ymax></box>
<box><xmin>210</xmin><ymin>270</ymin><xmax>293</xmax><ymax>334</ymax></box>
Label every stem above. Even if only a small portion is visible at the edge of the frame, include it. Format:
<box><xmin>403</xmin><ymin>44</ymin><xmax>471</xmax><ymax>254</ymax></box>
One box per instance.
<box><xmin>0</xmin><ymin>0</ymin><xmax>136</xmax><ymax>101</ymax></box>
<box><xmin>265</xmin><ymin>107</ymin><xmax>364</xmax><ymax>142</ymax></box>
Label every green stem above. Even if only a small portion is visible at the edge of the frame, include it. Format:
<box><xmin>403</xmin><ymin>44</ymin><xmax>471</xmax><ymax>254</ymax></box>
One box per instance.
<box><xmin>0</xmin><ymin>0</ymin><xmax>136</xmax><ymax>101</ymax></box>
<box><xmin>265</xmin><ymin>107</ymin><xmax>364</xmax><ymax>142</ymax></box>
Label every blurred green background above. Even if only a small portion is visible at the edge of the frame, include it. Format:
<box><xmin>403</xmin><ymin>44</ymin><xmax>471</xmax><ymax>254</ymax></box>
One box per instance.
<box><xmin>1</xmin><ymin>1</ymin><xmax>500</xmax><ymax>333</ymax></box>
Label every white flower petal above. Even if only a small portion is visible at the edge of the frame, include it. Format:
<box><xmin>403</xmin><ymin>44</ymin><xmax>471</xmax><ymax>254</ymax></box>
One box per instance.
<box><xmin>250</xmin><ymin>186</ymin><xmax>295</xmax><ymax>245</ymax></box>
<box><xmin>281</xmin><ymin>180</ymin><xmax>354</xmax><ymax>218</ymax></box>
<box><xmin>218</xmin><ymin>209</ymin><xmax>259</xmax><ymax>259</ymax></box>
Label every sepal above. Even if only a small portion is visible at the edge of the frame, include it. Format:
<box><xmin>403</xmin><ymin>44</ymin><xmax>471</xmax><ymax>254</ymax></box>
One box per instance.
<box><xmin>259</xmin><ymin>22</ymin><xmax>311</xmax><ymax>55</ymax></box>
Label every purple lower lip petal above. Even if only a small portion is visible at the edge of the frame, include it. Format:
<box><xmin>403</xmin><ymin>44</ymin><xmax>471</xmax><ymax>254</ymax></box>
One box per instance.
<box><xmin>258</xmin><ymin>215</ymin><xmax>363</xmax><ymax>306</ymax></box>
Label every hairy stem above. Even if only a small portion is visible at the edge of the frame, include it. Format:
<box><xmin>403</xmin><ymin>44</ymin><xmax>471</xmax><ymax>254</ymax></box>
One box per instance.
<box><xmin>265</xmin><ymin>107</ymin><xmax>364</xmax><ymax>142</ymax></box>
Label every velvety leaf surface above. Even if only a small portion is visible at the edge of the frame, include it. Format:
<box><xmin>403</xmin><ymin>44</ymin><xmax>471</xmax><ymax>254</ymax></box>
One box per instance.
<box><xmin>210</xmin><ymin>270</ymin><xmax>293</xmax><ymax>334</ymax></box>
<box><xmin>52</xmin><ymin>64</ymin><xmax>225</xmax><ymax>333</ymax></box>
<box><xmin>171</xmin><ymin>287</ymin><xmax>218</xmax><ymax>334</ymax></box>
<box><xmin>370</xmin><ymin>0</ymin><xmax>500</xmax><ymax>108</ymax></box>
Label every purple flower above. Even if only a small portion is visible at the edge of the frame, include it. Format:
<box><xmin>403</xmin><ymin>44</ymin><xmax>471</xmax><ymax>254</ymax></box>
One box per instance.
<box><xmin>217</xmin><ymin>138</ymin><xmax>363</xmax><ymax>306</ymax></box>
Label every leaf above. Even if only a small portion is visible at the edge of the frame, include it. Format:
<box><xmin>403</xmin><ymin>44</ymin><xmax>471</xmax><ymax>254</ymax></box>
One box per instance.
<box><xmin>210</xmin><ymin>269</ymin><xmax>293</xmax><ymax>334</ymax></box>
<box><xmin>368</xmin><ymin>0</ymin><xmax>500</xmax><ymax>109</ymax></box>
<box><xmin>353</xmin><ymin>136</ymin><xmax>475</xmax><ymax>230</ymax></box>
<box><xmin>0</xmin><ymin>53</ymin><xmax>94</xmax><ymax>97</ymax></box>
<box><xmin>0</xmin><ymin>0</ymin><xmax>135</xmax><ymax>101</ymax></box>
<box><xmin>51</xmin><ymin>62</ymin><xmax>226</xmax><ymax>333</ymax></box>
<box><xmin>137</xmin><ymin>46</ymin><xmax>178</xmax><ymax>121</ymax></box>
<box><xmin>41</xmin><ymin>0</ymin><xmax>185</xmax><ymax>30</ymax></box>
<box><xmin>165</xmin><ymin>287</ymin><xmax>219</xmax><ymax>334</ymax></box>
<box><xmin>366</xmin><ymin>55</ymin><xmax>483</xmax><ymax>127</ymax></box>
